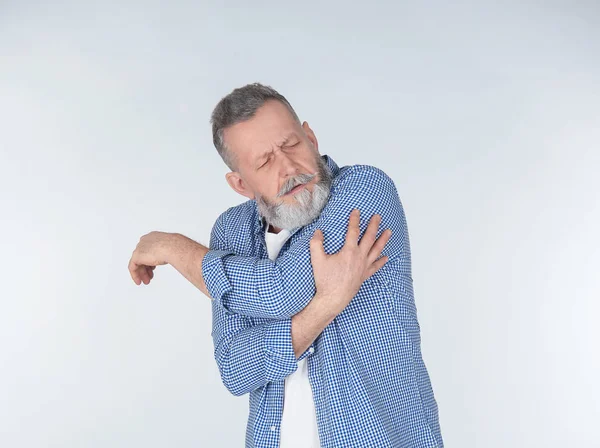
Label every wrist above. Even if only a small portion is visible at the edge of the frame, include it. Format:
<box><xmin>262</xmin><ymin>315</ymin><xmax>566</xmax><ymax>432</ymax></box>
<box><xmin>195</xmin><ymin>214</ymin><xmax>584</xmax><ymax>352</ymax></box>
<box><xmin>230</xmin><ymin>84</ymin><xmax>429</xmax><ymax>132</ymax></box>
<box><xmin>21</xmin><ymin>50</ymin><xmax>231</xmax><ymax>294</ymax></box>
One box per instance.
<box><xmin>291</xmin><ymin>292</ymin><xmax>337</xmax><ymax>358</ymax></box>
<box><xmin>163</xmin><ymin>233</ymin><xmax>208</xmax><ymax>265</ymax></box>
<box><xmin>162</xmin><ymin>233</ymin><xmax>183</xmax><ymax>265</ymax></box>
<box><xmin>311</xmin><ymin>292</ymin><xmax>339</xmax><ymax>324</ymax></box>
<box><xmin>163</xmin><ymin>233</ymin><xmax>211</xmax><ymax>297</ymax></box>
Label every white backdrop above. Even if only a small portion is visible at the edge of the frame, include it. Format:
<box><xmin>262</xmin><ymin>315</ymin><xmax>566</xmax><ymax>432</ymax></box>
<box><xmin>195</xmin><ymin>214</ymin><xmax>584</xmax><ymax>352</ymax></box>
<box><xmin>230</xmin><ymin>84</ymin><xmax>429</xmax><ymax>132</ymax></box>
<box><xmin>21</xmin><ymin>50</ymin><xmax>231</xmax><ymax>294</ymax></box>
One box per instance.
<box><xmin>1</xmin><ymin>1</ymin><xmax>599</xmax><ymax>447</ymax></box>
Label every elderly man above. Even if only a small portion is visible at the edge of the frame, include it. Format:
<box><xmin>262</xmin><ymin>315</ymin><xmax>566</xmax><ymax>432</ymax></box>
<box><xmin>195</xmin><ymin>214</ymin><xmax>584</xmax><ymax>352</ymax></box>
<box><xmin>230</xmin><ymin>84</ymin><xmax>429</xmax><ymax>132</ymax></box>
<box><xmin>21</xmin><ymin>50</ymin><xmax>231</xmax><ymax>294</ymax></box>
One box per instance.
<box><xmin>128</xmin><ymin>83</ymin><xmax>443</xmax><ymax>448</ymax></box>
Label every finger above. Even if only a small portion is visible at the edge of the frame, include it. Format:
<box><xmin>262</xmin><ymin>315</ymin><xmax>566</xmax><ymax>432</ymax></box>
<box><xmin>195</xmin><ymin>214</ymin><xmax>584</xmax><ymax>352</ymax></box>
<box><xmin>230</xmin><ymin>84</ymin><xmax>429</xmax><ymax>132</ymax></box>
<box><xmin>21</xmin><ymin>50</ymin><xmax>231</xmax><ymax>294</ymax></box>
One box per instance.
<box><xmin>367</xmin><ymin>229</ymin><xmax>392</xmax><ymax>263</ymax></box>
<box><xmin>144</xmin><ymin>265</ymin><xmax>153</xmax><ymax>283</ymax></box>
<box><xmin>128</xmin><ymin>257</ymin><xmax>141</xmax><ymax>285</ymax></box>
<box><xmin>142</xmin><ymin>266</ymin><xmax>151</xmax><ymax>284</ymax></box>
<box><xmin>139</xmin><ymin>266</ymin><xmax>149</xmax><ymax>285</ymax></box>
<box><xmin>310</xmin><ymin>228</ymin><xmax>326</xmax><ymax>261</ymax></box>
<box><xmin>345</xmin><ymin>209</ymin><xmax>360</xmax><ymax>247</ymax></box>
<box><xmin>358</xmin><ymin>214</ymin><xmax>381</xmax><ymax>253</ymax></box>
<box><xmin>365</xmin><ymin>255</ymin><xmax>389</xmax><ymax>279</ymax></box>
<box><xmin>129</xmin><ymin>256</ymin><xmax>152</xmax><ymax>286</ymax></box>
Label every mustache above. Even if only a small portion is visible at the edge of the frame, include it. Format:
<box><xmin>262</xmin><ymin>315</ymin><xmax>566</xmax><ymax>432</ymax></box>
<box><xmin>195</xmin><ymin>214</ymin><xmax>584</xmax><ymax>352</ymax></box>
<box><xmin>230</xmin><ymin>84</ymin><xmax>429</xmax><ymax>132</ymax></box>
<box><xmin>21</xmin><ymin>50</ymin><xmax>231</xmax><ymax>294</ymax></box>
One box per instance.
<box><xmin>277</xmin><ymin>172</ymin><xmax>318</xmax><ymax>197</ymax></box>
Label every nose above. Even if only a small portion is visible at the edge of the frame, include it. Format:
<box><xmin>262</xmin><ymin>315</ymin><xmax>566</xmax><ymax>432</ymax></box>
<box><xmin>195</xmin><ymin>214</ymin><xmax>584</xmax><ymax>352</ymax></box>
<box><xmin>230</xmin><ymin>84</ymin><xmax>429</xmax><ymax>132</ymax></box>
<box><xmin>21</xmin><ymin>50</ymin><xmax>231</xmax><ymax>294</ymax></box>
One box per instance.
<box><xmin>277</xmin><ymin>151</ymin><xmax>300</xmax><ymax>179</ymax></box>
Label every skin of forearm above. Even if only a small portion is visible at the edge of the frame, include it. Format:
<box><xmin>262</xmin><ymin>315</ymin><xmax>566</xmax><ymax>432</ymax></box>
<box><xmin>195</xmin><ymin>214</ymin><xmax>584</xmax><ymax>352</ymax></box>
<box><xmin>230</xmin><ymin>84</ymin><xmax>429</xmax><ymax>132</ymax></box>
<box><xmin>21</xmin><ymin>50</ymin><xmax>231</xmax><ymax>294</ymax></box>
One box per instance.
<box><xmin>166</xmin><ymin>233</ymin><xmax>338</xmax><ymax>359</ymax></box>
<box><xmin>291</xmin><ymin>293</ymin><xmax>338</xmax><ymax>359</ymax></box>
<box><xmin>166</xmin><ymin>233</ymin><xmax>211</xmax><ymax>297</ymax></box>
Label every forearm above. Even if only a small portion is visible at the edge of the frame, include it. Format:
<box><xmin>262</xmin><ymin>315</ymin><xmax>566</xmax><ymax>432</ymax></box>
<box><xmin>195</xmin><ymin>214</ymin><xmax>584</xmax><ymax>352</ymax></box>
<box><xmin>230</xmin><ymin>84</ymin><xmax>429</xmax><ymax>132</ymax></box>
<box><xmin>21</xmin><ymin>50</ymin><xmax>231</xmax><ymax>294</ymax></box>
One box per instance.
<box><xmin>203</xmin><ymin>167</ymin><xmax>406</xmax><ymax>319</ymax></box>
<box><xmin>166</xmin><ymin>233</ymin><xmax>210</xmax><ymax>297</ymax></box>
<box><xmin>291</xmin><ymin>292</ymin><xmax>337</xmax><ymax>358</ymax></box>
<box><xmin>213</xmin><ymin>291</ymin><xmax>339</xmax><ymax>396</ymax></box>
<box><xmin>216</xmin><ymin>318</ymin><xmax>298</xmax><ymax>396</ymax></box>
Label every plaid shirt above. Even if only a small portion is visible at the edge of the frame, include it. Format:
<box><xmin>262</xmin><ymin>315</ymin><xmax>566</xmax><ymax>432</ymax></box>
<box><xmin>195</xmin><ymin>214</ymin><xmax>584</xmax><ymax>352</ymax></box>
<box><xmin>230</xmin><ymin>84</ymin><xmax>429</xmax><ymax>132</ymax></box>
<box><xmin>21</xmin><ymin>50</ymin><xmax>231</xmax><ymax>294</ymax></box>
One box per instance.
<box><xmin>203</xmin><ymin>154</ymin><xmax>444</xmax><ymax>447</ymax></box>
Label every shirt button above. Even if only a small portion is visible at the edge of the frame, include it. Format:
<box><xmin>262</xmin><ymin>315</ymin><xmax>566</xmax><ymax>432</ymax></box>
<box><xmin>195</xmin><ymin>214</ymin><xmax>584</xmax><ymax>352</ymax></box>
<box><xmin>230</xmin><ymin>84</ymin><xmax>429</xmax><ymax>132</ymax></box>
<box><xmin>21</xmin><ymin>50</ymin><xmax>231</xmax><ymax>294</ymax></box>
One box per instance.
<box><xmin>270</xmin><ymin>425</ymin><xmax>276</xmax><ymax>432</ymax></box>
<box><xmin>309</xmin><ymin>347</ymin><xmax>315</xmax><ymax>354</ymax></box>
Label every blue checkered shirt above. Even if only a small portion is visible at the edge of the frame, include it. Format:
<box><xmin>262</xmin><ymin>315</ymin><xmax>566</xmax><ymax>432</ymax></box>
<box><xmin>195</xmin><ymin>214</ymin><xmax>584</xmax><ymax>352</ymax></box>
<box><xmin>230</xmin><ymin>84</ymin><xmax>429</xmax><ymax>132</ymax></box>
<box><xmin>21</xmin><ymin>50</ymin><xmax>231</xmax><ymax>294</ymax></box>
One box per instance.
<box><xmin>203</xmin><ymin>154</ymin><xmax>444</xmax><ymax>447</ymax></box>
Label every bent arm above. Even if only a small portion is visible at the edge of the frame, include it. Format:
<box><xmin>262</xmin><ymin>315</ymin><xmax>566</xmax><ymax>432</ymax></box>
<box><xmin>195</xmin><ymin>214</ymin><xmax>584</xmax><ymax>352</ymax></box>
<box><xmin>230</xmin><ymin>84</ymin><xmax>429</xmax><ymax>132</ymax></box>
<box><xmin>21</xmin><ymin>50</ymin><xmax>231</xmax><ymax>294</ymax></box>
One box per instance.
<box><xmin>208</xmin><ymin>213</ymin><xmax>335</xmax><ymax>396</ymax></box>
<box><xmin>203</xmin><ymin>166</ymin><xmax>410</xmax><ymax>319</ymax></box>
<box><xmin>213</xmin><ymin>292</ymin><xmax>336</xmax><ymax>396</ymax></box>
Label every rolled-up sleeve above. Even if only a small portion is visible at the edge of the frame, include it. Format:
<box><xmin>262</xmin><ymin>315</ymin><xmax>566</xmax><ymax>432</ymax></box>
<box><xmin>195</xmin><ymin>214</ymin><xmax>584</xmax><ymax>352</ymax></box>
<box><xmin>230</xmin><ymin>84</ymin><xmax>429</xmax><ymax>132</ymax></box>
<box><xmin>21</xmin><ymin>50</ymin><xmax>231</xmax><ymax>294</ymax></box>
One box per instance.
<box><xmin>208</xmin><ymin>213</ymin><xmax>314</xmax><ymax>396</ymax></box>
<box><xmin>202</xmin><ymin>165</ymin><xmax>409</xmax><ymax>320</ymax></box>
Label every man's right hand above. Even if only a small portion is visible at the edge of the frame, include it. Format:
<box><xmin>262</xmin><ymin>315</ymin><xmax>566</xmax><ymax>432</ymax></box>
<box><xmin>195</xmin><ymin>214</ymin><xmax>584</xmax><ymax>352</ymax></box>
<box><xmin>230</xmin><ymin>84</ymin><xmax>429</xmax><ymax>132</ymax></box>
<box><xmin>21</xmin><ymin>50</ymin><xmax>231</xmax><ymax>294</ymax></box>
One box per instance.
<box><xmin>309</xmin><ymin>208</ymin><xmax>391</xmax><ymax>318</ymax></box>
<box><xmin>290</xmin><ymin>208</ymin><xmax>391</xmax><ymax>358</ymax></box>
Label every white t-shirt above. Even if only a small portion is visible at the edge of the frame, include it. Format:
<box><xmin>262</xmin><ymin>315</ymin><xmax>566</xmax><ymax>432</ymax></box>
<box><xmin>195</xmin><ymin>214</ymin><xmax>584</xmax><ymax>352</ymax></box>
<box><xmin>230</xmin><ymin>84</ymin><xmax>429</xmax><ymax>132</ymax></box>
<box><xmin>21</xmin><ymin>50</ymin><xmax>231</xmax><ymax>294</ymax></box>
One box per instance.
<box><xmin>264</xmin><ymin>227</ymin><xmax>320</xmax><ymax>448</ymax></box>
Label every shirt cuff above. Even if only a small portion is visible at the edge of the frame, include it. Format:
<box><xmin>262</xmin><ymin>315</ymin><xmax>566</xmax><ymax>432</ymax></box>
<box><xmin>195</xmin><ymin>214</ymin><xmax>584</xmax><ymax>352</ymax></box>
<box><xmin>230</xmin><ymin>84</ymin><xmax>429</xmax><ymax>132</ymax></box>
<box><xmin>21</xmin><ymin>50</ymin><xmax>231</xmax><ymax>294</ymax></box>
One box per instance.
<box><xmin>264</xmin><ymin>318</ymin><xmax>298</xmax><ymax>379</ymax></box>
<box><xmin>296</xmin><ymin>344</ymin><xmax>315</xmax><ymax>361</ymax></box>
<box><xmin>202</xmin><ymin>249</ymin><xmax>235</xmax><ymax>304</ymax></box>
<box><xmin>264</xmin><ymin>318</ymin><xmax>315</xmax><ymax>366</ymax></box>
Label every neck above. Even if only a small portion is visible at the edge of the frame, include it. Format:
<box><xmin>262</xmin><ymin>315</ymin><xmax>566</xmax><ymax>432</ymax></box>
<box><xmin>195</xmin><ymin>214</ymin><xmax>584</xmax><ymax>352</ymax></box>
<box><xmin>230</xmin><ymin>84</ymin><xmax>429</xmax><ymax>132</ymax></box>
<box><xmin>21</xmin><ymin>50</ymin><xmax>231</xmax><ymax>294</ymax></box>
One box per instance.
<box><xmin>268</xmin><ymin>223</ymin><xmax>283</xmax><ymax>234</ymax></box>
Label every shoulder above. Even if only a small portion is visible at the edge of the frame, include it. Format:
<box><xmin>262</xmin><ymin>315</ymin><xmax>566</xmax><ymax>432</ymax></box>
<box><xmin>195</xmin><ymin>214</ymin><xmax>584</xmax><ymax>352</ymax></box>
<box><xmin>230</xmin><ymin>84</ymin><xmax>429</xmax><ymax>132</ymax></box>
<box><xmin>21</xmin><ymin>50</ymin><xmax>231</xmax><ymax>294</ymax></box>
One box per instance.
<box><xmin>319</xmin><ymin>162</ymin><xmax>407</xmax><ymax>224</ymax></box>
<box><xmin>212</xmin><ymin>199</ymin><xmax>256</xmax><ymax>232</ymax></box>
<box><xmin>210</xmin><ymin>200</ymin><xmax>260</xmax><ymax>253</ymax></box>
<box><xmin>332</xmin><ymin>163</ymin><xmax>398</xmax><ymax>194</ymax></box>
<box><xmin>208</xmin><ymin>200</ymin><xmax>256</xmax><ymax>250</ymax></box>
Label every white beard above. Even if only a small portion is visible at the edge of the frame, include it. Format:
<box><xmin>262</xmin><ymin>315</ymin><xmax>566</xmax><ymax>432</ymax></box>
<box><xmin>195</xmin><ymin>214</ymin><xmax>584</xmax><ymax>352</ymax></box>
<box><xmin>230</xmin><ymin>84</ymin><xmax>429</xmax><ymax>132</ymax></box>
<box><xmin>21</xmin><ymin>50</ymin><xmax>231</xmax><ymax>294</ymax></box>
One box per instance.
<box><xmin>255</xmin><ymin>156</ymin><xmax>333</xmax><ymax>230</ymax></box>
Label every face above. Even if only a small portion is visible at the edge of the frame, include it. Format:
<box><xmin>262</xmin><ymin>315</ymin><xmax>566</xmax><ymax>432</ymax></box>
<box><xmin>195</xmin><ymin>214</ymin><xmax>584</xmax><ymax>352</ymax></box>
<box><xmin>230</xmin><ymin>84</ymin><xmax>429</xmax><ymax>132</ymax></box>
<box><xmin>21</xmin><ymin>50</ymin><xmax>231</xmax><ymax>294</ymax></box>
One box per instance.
<box><xmin>223</xmin><ymin>100</ymin><xmax>333</xmax><ymax>230</ymax></box>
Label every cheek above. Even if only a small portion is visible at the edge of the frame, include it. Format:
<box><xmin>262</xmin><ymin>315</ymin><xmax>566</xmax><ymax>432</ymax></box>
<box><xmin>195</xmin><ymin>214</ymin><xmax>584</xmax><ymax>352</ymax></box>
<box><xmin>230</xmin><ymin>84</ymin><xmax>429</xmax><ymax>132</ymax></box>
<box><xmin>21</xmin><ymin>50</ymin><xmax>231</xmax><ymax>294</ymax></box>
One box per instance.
<box><xmin>258</xmin><ymin>182</ymin><xmax>280</xmax><ymax>199</ymax></box>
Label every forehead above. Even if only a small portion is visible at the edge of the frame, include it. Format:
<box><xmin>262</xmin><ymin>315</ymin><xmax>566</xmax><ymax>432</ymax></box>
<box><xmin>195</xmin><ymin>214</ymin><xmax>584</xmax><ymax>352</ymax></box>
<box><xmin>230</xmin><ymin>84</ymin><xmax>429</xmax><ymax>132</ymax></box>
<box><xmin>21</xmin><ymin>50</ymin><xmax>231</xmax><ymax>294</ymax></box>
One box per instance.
<box><xmin>223</xmin><ymin>100</ymin><xmax>299</xmax><ymax>165</ymax></box>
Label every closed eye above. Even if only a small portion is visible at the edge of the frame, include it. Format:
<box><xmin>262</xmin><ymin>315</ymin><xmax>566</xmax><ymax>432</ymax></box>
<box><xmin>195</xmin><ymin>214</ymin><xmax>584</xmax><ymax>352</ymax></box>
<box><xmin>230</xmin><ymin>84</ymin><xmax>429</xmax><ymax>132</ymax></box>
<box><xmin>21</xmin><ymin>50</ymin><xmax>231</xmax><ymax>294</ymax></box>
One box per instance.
<box><xmin>258</xmin><ymin>142</ymin><xmax>298</xmax><ymax>169</ymax></box>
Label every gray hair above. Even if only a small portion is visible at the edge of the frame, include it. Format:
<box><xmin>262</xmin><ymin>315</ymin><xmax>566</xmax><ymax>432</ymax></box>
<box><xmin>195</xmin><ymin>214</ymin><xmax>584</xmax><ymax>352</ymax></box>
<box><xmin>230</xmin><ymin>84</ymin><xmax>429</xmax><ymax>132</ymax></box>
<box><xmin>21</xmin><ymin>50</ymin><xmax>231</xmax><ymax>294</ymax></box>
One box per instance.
<box><xmin>210</xmin><ymin>82</ymin><xmax>300</xmax><ymax>171</ymax></box>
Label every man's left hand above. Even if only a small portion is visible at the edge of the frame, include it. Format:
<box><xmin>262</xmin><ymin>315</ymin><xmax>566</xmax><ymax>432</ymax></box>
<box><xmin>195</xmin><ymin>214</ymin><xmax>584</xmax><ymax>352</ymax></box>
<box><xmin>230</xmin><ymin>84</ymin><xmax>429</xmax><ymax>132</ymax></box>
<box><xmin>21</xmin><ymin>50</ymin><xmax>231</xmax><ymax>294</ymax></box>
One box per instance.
<box><xmin>128</xmin><ymin>231</ymin><xmax>173</xmax><ymax>285</ymax></box>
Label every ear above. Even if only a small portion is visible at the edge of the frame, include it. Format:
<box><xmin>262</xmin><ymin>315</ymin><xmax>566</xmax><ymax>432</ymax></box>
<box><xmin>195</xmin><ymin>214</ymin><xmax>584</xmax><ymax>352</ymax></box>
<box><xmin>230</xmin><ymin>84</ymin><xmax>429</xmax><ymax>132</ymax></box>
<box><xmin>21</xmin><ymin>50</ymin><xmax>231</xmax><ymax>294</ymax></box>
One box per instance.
<box><xmin>302</xmin><ymin>121</ymin><xmax>319</xmax><ymax>153</ymax></box>
<box><xmin>225</xmin><ymin>171</ymin><xmax>255</xmax><ymax>200</ymax></box>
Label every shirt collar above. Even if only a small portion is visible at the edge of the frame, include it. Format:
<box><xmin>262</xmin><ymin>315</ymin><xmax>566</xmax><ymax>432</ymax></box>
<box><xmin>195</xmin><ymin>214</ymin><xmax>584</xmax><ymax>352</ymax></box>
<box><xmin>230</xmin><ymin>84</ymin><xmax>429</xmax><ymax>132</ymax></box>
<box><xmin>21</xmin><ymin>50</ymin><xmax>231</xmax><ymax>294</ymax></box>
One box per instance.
<box><xmin>253</xmin><ymin>153</ymin><xmax>340</xmax><ymax>235</ymax></box>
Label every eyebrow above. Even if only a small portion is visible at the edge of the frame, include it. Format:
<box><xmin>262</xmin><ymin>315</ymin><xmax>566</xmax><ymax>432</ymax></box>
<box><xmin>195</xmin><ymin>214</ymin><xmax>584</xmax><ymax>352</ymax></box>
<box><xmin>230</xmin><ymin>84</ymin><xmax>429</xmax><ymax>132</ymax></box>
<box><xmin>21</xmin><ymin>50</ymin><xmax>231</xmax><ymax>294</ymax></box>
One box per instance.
<box><xmin>275</xmin><ymin>133</ymin><xmax>295</xmax><ymax>148</ymax></box>
<box><xmin>255</xmin><ymin>133</ymin><xmax>296</xmax><ymax>168</ymax></box>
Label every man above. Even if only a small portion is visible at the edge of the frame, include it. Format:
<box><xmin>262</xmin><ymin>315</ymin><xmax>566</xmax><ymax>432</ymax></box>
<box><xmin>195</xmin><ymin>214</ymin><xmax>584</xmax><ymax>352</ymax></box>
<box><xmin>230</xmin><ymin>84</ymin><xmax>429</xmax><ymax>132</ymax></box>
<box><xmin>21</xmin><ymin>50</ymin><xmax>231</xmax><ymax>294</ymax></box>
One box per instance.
<box><xmin>128</xmin><ymin>83</ymin><xmax>443</xmax><ymax>447</ymax></box>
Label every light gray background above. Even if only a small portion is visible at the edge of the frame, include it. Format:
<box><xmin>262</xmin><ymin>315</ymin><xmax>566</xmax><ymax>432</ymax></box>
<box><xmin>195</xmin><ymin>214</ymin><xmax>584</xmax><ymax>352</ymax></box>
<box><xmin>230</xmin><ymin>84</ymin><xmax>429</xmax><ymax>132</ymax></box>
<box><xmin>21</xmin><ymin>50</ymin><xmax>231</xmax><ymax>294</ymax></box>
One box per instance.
<box><xmin>1</xmin><ymin>1</ymin><xmax>599</xmax><ymax>447</ymax></box>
